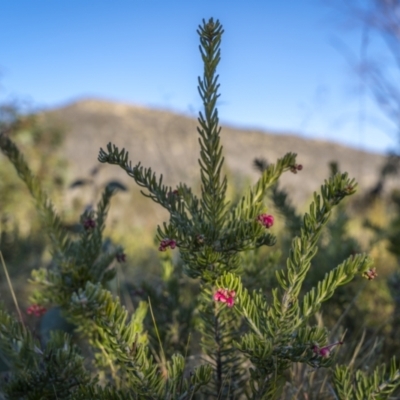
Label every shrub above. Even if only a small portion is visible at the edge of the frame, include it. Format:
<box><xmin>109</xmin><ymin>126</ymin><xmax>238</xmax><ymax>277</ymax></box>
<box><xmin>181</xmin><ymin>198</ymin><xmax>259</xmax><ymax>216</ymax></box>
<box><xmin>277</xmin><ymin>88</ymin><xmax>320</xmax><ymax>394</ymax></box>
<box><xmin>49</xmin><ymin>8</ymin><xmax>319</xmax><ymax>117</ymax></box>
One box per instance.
<box><xmin>0</xmin><ymin>18</ymin><xmax>399</xmax><ymax>400</ymax></box>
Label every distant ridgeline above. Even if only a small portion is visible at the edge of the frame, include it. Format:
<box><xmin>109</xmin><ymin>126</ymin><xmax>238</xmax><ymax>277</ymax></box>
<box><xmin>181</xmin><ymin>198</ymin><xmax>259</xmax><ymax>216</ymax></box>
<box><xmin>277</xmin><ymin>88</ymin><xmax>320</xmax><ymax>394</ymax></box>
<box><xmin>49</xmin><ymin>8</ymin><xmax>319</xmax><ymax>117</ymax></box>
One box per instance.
<box><xmin>44</xmin><ymin>99</ymin><xmax>389</xmax><ymax>207</ymax></box>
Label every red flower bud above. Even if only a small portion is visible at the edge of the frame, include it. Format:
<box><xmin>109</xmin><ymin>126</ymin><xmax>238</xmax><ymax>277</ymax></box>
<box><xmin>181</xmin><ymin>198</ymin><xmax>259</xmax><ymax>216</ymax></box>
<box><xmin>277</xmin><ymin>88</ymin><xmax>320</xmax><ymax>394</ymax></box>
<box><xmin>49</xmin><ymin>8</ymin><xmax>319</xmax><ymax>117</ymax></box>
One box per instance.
<box><xmin>26</xmin><ymin>304</ymin><xmax>47</xmax><ymax>317</ymax></box>
<box><xmin>158</xmin><ymin>238</ymin><xmax>177</xmax><ymax>251</ymax></box>
<box><xmin>257</xmin><ymin>214</ymin><xmax>274</xmax><ymax>228</ymax></box>
<box><xmin>83</xmin><ymin>218</ymin><xmax>96</xmax><ymax>230</ymax></box>
<box><xmin>116</xmin><ymin>253</ymin><xmax>126</xmax><ymax>263</ymax></box>
<box><xmin>313</xmin><ymin>341</ymin><xmax>343</xmax><ymax>358</ymax></box>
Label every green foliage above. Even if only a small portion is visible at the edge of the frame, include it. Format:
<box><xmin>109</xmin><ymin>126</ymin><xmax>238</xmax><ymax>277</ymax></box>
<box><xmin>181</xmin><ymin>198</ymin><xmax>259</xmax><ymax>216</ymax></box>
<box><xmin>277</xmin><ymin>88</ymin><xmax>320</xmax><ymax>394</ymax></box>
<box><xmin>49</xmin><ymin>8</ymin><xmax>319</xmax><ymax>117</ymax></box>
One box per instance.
<box><xmin>0</xmin><ymin>109</ymin><xmax>211</xmax><ymax>399</ymax></box>
<box><xmin>0</xmin><ymin>105</ymin><xmax>66</xmax><ymax>235</ymax></box>
<box><xmin>26</xmin><ymin>185</ymin><xmax>119</xmax><ymax>306</ymax></box>
<box><xmin>133</xmin><ymin>252</ymin><xmax>199</xmax><ymax>358</ymax></box>
<box><xmin>0</xmin><ymin>107</ymin><xmax>68</xmax><ymax>313</ymax></box>
<box><xmin>0</xmin><ymin>305</ymin><xmax>92</xmax><ymax>400</ymax></box>
<box><xmin>333</xmin><ymin>357</ymin><xmax>400</xmax><ymax>400</ymax></box>
<box><xmin>0</xmin><ymin>133</ymin><xmax>70</xmax><ymax>259</ymax></box>
<box><xmin>0</xmin><ymin>17</ymin><xmax>399</xmax><ymax>400</ymax></box>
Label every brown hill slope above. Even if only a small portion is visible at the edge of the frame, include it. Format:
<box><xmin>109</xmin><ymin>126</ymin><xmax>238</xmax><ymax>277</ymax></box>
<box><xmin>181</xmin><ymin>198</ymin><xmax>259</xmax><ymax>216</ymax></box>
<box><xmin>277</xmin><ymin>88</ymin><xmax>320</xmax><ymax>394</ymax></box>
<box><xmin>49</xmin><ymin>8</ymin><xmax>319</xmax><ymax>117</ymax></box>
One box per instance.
<box><xmin>45</xmin><ymin>98</ymin><xmax>387</xmax><ymax>209</ymax></box>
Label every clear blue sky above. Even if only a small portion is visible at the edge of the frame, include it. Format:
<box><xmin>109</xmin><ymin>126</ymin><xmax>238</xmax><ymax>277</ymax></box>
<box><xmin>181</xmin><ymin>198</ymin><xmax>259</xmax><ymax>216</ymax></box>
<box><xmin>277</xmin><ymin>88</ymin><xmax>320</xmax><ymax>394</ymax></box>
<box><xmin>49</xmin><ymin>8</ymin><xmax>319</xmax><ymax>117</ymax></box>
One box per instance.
<box><xmin>0</xmin><ymin>0</ymin><xmax>397</xmax><ymax>154</ymax></box>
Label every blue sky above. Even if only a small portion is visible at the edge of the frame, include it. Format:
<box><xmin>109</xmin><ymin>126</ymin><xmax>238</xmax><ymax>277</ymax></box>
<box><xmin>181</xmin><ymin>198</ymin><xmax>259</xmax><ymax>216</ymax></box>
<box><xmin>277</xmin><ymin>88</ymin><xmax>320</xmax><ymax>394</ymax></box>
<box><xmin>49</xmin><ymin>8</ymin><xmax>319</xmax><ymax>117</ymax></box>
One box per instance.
<box><xmin>0</xmin><ymin>0</ymin><xmax>397</xmax><ymax>154</ymax></box>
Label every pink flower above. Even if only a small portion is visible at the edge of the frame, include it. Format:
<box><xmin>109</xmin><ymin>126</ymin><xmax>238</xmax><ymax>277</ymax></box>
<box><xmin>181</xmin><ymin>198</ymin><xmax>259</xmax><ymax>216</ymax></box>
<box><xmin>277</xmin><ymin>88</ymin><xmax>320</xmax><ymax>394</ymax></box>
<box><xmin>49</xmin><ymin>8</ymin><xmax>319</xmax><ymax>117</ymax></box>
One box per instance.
<box><xmin>257</xmin><ymin>214</ymin><xmax>274</xmax><ymax>228</ymax></box>
<box><xmin>213</xmin><ymin>288</ymin><xmax>236</xmax><ymax>308</ymax></box>
<box><xmin>158</xmin><ymin>238</ymin><xmax>177</xmax><ymax>251</ymax></box>
<box><xmin>313</xmin><ymin>341</ymin><xmax>343</xmax><ymax>358</ymax></box>
<box><xmin>26</xmin><ymin>304</ymin><xmax>47</xmax><ymax>317</ymax></box>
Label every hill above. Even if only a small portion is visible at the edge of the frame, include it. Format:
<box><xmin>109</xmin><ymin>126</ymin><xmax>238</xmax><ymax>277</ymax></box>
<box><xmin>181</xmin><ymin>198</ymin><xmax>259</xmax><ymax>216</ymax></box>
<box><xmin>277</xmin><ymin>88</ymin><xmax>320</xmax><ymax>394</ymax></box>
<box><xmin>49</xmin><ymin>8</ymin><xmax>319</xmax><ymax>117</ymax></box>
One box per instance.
<box><xmin>44</xmin><ymin>98</ymin><xmax>388</xmax><ymax>207</ymax></box>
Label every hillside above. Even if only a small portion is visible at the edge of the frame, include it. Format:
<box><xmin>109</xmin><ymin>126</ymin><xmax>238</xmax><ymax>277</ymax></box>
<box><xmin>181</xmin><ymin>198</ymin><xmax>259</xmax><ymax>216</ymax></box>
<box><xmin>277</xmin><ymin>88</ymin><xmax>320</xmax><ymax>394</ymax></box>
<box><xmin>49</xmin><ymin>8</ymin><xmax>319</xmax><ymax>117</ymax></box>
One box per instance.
<box><xmin>44</xmin><ymin>98</ymin><xmax>388</xmax><ymax>208</ymax></box>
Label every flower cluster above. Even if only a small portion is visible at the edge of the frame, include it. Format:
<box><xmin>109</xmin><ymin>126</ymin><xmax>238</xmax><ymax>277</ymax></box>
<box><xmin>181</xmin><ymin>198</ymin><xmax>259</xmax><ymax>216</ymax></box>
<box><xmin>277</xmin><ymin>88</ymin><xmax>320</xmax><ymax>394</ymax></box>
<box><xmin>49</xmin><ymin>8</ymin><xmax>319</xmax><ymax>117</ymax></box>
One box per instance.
<box><xmin>158</xmin><ymin>238</ymin><xmax>177</xmax><ymax>251</ymax></box>
<box><xmin>26</xmin><ymin>304</ymin><xmax>47</xmax><ymax>317</ymax></box>
<box><xmin>257</xmin><ymin>213</ymin><xmax>274</xmax><ymax>228</ymax></box>
<box><xmin>213</xmin><ymin>288</ymin><xmax>236</xmax><ymax>308</ymax></box>
<box><xmin>290</xmin><ymin>163</ymin><xmax>303</xmax><ymax>174</ymax></box>
<box><xmin>312</xmin><ymin>341</ymin><xmax>343</xmax><ymax>358</ymax></box>
<box><xmin>83</xmin><ymin>217</ymin><xmax>96</xmax><ymax>230</ymax></box>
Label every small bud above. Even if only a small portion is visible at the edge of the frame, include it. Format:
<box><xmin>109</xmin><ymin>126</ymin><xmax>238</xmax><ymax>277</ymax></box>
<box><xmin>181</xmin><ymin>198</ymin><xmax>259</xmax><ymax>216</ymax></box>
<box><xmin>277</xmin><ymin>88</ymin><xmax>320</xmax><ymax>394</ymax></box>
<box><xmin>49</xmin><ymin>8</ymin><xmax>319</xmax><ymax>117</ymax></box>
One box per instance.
<box><xmin>83</xmin><ymin>218</ymin><xmax>96</xmax><ymax>230</ymax></box>
<box><xmin>364</xmin><ymin>268</ymin><xmax>378</xmax><ymax>281</ymax></box>
<box><xmin>257</xmin><ymin>214</ymin><xmax>274</xmax><ymax>228</ymax></box>
<box><xmin>116</xmin><ymin>253</ymin><xmax>126</xmax><ymax>263</ymax></box>
<box><xmin>131</xmin><ymin>288</ymin><xmax>145</xmax><ymax>297</ymax></box>
<box><xmin>158</xmin><ymin>238</ymin><xmax>177</xmax><ymax>251</ymax></box>
<box><xmin>26</xmin><ymin>304</ymin><xmax>47</xmax><ymax>317</ymax></box>
<box><xmin>313</xmin><ymin>341</ymin><xmax>343</xmax><ymax>358</ymax></box>
<box><xmin>344</xmin><ymin>185</ymin><xmax>355</xmax><ymax>194</ymax></box>
<box><xmin>196</xmin><ymin>234</ymin><xmax>205</xmax><ymax>244</ymax></box>
<box><xmin>290</xmin><ymin>164</ymin><xmax>303</xmax><ymax>174</ymax></box>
